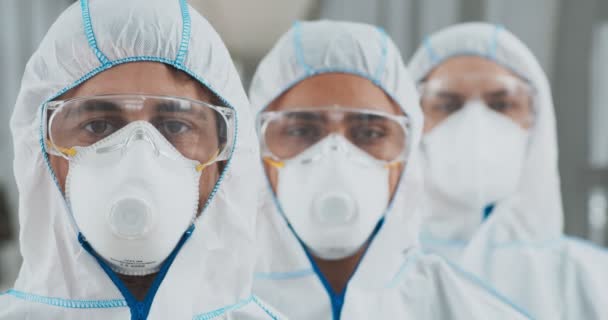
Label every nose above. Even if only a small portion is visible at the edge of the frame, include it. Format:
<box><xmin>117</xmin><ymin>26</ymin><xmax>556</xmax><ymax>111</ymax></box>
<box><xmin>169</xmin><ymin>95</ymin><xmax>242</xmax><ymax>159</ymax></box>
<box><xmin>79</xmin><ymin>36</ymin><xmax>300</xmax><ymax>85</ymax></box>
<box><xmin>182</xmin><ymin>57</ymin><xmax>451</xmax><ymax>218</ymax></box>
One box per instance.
<box><xmin>123</xmin><ymin>126</ymin><xmax>160</xmax><ymax>157</ymax></box>
<box><xmin>326</xmin><ymin>134</ymin><xmax>345</xmax><ymax>153</ymax></box>
<box><xmin>95</xmin><ymin>122</ymin><xmax>161</xmax><ymax>156</ymax></box>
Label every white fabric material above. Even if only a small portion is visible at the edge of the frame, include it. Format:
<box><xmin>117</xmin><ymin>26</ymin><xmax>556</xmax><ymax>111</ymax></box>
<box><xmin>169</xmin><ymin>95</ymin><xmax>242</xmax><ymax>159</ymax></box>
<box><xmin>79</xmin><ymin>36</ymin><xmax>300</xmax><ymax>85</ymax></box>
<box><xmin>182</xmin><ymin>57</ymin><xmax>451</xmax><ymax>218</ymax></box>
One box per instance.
<box><xmin>249</xmin><ymin>20</ymin><xmax>531</xmax><ymax>319</ymax></box>
<box><xmin>420</xmin><ymin>101</ymin><xmax>529</xmax><ymax>240</ymax></box>
<box><xmin>410</xmin><ymin>22</ymin><xmax>562</xmax><ymax>242</ymax></box>
<box><xmin>277</xmin><ymin>134</ymin><xmax>390</xmax><ymax>260</ymax></box>
<box><xmin>409</xmin><ymin>22</ymin><xmax>608</xmax><ymax>319</ymax></box>
<box><xmin>0</xmin><ymin>0</ymin><xmax>280</xmax><ymax>318</ymax></box>
<box><xmin>66</xmin><ymin>121</ymin><xmax>202</xmax><ymax>276</ymax></box>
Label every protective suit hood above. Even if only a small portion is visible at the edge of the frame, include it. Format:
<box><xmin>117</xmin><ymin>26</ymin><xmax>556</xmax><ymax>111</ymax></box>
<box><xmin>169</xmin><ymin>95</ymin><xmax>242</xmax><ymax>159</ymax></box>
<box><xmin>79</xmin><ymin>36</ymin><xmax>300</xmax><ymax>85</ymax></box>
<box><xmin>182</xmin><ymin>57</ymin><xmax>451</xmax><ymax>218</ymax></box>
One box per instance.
<box><xmin>409</xmin><ymin>22</ymin><xmax>563</xmax><ymax>242</ymax></box>
<box><xmin>248</xmin><ymin>20</ymin><xmax>531</xmax><ymax>320</ymax></box>
<box><xmin>409</xmin><ymin>23</ymin><xmax>608</xmax><ymax>320</ymax></box>
<box><xmin>1</xmin><ymin>0</ymin><xmax>278</xmax><ymax>318</ymax></box>
<box><xmin>250</xmin><ymin>20</ymin><xmax>425</xmax><ymax>257</ymax></box>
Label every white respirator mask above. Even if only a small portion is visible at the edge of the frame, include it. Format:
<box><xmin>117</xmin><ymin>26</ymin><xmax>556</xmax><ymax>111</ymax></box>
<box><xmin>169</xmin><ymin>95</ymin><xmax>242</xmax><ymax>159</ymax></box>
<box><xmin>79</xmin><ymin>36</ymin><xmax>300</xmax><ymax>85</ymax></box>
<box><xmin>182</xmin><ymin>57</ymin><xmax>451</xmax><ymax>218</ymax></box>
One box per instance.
<box><xmin>65</xmin><ymin>121</ymin><xmax>201</xmax><ymax>276</ymax></box>
<box><xmin>276</xmin><ymin>134</ymin><xmax>390</xmax><ymax>260</ymax></box>
<box><xmin>421</xmin><ymin>101</ymin><xmax>529</xmax><ymax>216</ymax></box>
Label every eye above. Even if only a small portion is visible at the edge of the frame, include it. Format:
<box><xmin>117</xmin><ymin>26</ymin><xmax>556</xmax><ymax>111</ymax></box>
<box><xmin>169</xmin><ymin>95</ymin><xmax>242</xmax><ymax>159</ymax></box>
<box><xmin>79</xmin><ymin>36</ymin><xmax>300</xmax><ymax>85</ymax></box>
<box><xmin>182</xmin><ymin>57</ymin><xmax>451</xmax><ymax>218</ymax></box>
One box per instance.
<box><xmin>285</xmin><ymin>124</ymin><xmax>321</xmax><ymax>140</ymax></box>
<box><xmin>435</xmin><ymin>101</ymin><xmax>462</xmax><ymax>114</ymax></box>
<box><xmin>350</xmin><ymin>125</ymin><xmax>386</xmax><ymax>144</ymax></box>
<box><xmin>83</xmin><ymin>120</ymin><xmax>116</xmax><ymax>137</ymax></box>
<box><xmin>158</xmin><ymin>120</ymin><xmax>191</xmax><ymax>136</ymax></box>
<box><xmin>488</xmin><ymin>100</ymin><xmax>513</xmax><ymax>112</ymax></box>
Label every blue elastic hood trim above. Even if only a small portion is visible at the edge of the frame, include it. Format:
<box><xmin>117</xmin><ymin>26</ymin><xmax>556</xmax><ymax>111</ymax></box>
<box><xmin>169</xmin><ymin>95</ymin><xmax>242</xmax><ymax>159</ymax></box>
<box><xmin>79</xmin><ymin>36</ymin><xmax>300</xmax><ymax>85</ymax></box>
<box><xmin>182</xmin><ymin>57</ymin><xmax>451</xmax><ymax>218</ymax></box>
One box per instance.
<box><xmin>193</xmin><ymin>296</ymin><xmax>254</xmax><ymax>320</ymax></box>
<box><xmin>488</xmin><ymin>25</ymin><xmax>504</xmax><ymax>59</ymax></box>
<box><xmin>175</xmin><ymin>0</ymin><xmax>191</xmax><ymax>66</ymax></box>
<box><xmin>373</xmin><ymin>27</ymin><xmax>389</xmax><ymax>82</ymax></box>
<box><xmin>251</xmin><ymin>295</ymin><xmax>281</xmax><ymax>320</ymax></box>
<box><xmin>423</xmin><ymin>36</ymin><xmax>440</xmax><ymax>64</ymax></box>
<box><xmin>293</xmin><ymin>21</ymin><xmax>315</xmax><ymax>75</ymax></box>
<box><xmin>80</xmin><ymin>0</ymin><xmax>111</xmax><ymax>66</ymax></box>
<box><xmin>79</xmin><ymin>224</ymin><xmax>195</xmax><ymax>320</ymax></box>
<box><xmin>192</xmin><ymin>295</ymin><xmax>280</xmax><ymax>320</ymax></box>
<box><xmin>3</xmin><ymin>289</ymin><xmax>127</xmax><ymax>309</ymax></box>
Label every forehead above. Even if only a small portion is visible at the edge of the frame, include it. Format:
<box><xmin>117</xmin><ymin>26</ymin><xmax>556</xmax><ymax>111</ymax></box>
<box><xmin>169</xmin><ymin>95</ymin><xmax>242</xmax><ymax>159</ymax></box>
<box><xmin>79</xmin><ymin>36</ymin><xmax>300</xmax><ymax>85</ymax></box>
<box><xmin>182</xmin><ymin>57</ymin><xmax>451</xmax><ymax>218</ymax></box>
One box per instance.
<box><xmin>268</xmin><ymin>73</ymin><xmax>402</xmax><ymax>115</ymax></box>
<box><xmin>427</xmin><ymin>56</ymin><xmax>515</xmax><ymax>78</ymax></box>
<box><xmin>60</xmin><ymin>61</ymin><xmax>213</xmax><ymax>102</ymax></box>
<box><xmin>424</xmin><ymin>56</ymin><xmax>525</xmax><ymax>93</ymax></box>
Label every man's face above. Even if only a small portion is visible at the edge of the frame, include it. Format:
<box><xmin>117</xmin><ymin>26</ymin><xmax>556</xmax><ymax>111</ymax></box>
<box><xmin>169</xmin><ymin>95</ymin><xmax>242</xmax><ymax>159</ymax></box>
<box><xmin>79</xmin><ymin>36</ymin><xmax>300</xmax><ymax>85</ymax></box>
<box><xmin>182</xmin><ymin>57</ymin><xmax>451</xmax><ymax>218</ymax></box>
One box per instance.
<box><xmin>263</xmin><ymin>73</ymin><xmax>405</xmax><ymax>200</ymax></box>
<box><xmin>48</xmin><ymin>62</ymin><xmax>221</xmax><ymax>211</ymax></box>
<box><xmin>420</xmin><ymin>56</ymin><xmax>534</xmax><ymax>133</ymax></box>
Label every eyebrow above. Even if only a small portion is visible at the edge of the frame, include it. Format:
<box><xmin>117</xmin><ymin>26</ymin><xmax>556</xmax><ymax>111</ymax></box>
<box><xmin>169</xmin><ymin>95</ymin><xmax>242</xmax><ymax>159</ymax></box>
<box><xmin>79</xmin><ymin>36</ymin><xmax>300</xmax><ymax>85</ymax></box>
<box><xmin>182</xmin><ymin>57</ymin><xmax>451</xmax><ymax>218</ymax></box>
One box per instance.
<box><xmin>285</xmin><ymin>112</ymin><xmax>327</xmax><ymax>122</ymax></box>
<box><xmin>345</xmin><ymin>113</ymin><xmax>387</xmax><ymax>122</ymax></box>
<box><xmin>156</xmin><ymin>102</ymin><xmax>209</xmax><ymax>120</ymax></box>
<box><xmin>80</xmin><ymin>100</ymin><xmax>122</xmax><ymax>112</ymax></box>
<box><xmin>484</xmin><ymin>89</ymin><xmax>511</xmax><ymax>99</ymax></box>
<box><xmin>433</xmin><ymin>91</ymin><xmax>464</xmax><ymax>101</ymax></box>
<box><xmin>63</xmin><ymin>100</ymin><xmax>122</xmax><ymax>119</ymax></box>
<box><xmin>74</xmin><ymin>100</ymin><xmax>212</xmax><ymax>122</ymax></box>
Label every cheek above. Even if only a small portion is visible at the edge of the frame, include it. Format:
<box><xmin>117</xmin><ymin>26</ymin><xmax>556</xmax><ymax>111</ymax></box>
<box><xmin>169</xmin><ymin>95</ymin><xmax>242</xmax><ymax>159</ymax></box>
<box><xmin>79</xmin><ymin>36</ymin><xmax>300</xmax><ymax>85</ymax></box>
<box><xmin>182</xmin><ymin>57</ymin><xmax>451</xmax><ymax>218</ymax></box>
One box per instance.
<box><xmin>53</xmin><ymin>156</ymin><xmax>221</xmax><ymax>214</ymax></box>
<box><xmin>265</xmin><ymin>162</ymin><xmax>400</xmax><ymax>200</ymax></box>
<box><xmin>263</xmin><ymin>162</ymin><xmax>279</xmax><ymax>194</ymax></box>
<box><xmin>388</xmin><ymin>164</ymin><xmax>404</xmax><ymax>198</ymax></box>
<box><xmin>197</xmin><ymin>163</ymin><xmax>220</xmax><ymax>212</ymax></box>
<box><xmin>423</xmin><ymin>118</ymin><xmax>438</xmax><ymax>134</ymax></box>
<box><xmin>520</xmin><ymin>119</ymin><xmax>533</xmax><ymax>130</ymax></box>
<box><xmin>49</xmin><ymin>155</ymin><xmax>70</xmax><ymax>193</ymax></box>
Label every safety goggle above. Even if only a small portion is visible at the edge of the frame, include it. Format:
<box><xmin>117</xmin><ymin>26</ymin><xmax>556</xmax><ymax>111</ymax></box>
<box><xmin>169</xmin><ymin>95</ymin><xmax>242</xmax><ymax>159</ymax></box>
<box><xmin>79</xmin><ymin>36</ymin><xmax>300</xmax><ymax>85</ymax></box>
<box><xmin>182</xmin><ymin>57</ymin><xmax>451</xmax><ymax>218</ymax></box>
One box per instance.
<box><xmin>418</xmin><ymin>74</ymin><xmax>536</xmax><ymax>127</ymax></box>
<box><xmin>257</xmin><ymin>106</ymin><xmax>410</xmax><ymax>166</ymax></box>
<box><xmin>44</xmin><ymin>94</ymin><xmax>235</xmax><ymax>170</ymax></box>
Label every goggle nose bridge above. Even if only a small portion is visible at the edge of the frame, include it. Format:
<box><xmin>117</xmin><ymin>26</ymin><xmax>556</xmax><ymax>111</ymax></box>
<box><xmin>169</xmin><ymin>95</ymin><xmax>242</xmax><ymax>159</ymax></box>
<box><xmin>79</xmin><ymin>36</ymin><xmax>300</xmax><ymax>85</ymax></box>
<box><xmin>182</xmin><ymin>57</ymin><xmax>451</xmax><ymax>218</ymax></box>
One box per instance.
<box><xmin>300</xmin><ymin>134</ymin><xmax>352</xmax><ymax>164</ymax></box>
<box><xmin>95</xmin><ymin>124</ymin><xmax>160</xmax><ymax>157</ymax></box>
<box><xmin>326</xmin><ymin>134</ymin><xmax>354</xmax><ymax>153</ymax></box>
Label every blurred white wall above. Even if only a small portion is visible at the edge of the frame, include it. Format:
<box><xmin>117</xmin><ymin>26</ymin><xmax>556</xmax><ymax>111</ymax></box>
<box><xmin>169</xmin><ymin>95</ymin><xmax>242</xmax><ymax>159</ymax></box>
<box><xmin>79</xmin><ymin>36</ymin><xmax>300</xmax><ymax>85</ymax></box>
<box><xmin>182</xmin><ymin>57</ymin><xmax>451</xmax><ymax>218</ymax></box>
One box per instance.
<box><xmin>590</xmin><ymin>22</ymin><xmax>608</xmax><ymax>169</ymax></box>
<box><xmin>190</xmin><ymin>0</ymin><xmax>319</xmax><ymax>88</ymax></box>
<box><xmin>190</xmin><ymin>0</ymin><xmax>318</xmax><ymax>61</ymax></box>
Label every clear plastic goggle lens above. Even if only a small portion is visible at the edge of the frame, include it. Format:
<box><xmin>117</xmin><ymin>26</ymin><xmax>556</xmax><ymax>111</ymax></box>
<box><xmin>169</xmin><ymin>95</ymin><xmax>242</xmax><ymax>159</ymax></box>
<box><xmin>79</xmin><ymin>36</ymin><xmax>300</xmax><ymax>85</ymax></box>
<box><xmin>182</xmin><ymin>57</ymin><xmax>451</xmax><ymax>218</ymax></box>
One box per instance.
<box><xmin>258</xmin><ymin>107</ymin><xmax>409</xmax><ymax>163</ymax></box>
<box><xmin>46</xmin><ymin>94</ymin><xmax>234</xmax><ymax>165</ymax></box>
<box><xmin>419</xmin><ymin>74</ymin><xmax>535</xmax><ymax>127</ymax></box>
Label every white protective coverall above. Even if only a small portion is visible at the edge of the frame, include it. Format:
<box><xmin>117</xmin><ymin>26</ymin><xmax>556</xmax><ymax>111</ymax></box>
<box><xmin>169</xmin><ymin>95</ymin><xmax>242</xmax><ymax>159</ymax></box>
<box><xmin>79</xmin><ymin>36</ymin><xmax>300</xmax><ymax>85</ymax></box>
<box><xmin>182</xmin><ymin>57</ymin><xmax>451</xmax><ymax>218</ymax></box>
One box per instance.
<box><xmin>248</xmin><ymin>20</ymin><xmax>532</xmax><ymax>320</ymax></box>
<box><xmin>409</xmin><ymin>22</ymin><xmax>608</xmax><ymax>319</ymax></box>
<box><xmin>0</xmin><ymin>0</ymin><xmax>281</xmax><ymax>319</ymax></box>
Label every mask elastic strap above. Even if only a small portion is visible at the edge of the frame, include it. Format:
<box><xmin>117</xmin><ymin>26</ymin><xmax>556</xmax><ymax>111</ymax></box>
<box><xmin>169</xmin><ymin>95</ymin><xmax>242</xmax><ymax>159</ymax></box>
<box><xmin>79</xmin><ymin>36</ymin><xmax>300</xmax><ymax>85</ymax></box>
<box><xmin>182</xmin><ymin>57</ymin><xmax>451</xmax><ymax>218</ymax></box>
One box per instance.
<box><xmin>46</xmin><ymin>140</ymin><xmax>77</xmax><ymax>157</ymax></box>
<box><xmin>263</xmin><ymin>157</ymin><xmax>285</xmax><ymax>169</ymax></box>
<box><xmin>196</xmin><ymin>149</ymin><xmax>221</xmax><ymax>172</ymax></box>
<box><xmin>384</xmin><ymin>161</ymin><xmax>403</xmax><ymax>169</ymax></box>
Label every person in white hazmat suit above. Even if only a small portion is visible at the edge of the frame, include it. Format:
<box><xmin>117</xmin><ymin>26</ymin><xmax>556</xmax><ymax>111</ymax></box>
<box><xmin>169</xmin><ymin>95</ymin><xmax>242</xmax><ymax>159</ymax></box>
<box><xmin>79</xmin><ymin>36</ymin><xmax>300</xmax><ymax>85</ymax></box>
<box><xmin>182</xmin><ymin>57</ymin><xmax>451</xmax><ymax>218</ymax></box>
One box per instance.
<box><xmin>409</xmin><ymin>22</ymin><xmax>608</xmax><ymax>319</ymax></box>
<box><xmin>249</xmin><ymin>20</ymin><xmax>531</xmax><ymax>320</ymax></box>
<box><xmin>0</xmin><ymin>0</ymin><xmax>282</xmax><ymax>319</ymax></box>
